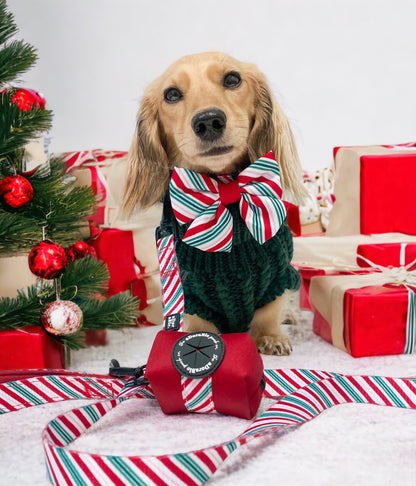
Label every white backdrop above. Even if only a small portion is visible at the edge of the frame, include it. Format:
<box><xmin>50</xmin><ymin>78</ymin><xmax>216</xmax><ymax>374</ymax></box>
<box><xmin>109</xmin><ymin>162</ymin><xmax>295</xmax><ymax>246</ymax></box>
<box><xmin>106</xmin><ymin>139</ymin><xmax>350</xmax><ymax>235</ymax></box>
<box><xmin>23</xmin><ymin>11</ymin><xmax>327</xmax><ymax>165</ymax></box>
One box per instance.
<box><xmin>7</xmin><ymin>0</ymin><xmax>416</xmax><ymax>170</ymax></box>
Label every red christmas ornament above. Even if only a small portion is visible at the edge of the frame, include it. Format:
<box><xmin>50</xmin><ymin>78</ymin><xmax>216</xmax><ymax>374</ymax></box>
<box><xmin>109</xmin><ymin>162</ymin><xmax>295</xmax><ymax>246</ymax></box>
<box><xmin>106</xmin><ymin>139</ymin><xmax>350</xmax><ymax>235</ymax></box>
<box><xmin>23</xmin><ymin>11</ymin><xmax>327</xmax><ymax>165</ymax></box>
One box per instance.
<box><xmin>11</xmin><ymin>88</ymin><xmax>46</xmax><ymax>111</ymax></box>
<box><xmin>0</xmin><ymin>174</ymin><xmax>34</xmax><ymax>208</ymax></box>
<box><xmin>65</xmin><ymin>240</ymin><xmax>97</xmax><ymax>262</ymax></box>
<box><xmin>41</xmin><ymin>300</ymin><xmax>83</xmax><ymax>335</ymax></box>
<box><xmin>28</xmin><ymin>239</ymin><xmax>68</xmax><ymax>279</ymax></box>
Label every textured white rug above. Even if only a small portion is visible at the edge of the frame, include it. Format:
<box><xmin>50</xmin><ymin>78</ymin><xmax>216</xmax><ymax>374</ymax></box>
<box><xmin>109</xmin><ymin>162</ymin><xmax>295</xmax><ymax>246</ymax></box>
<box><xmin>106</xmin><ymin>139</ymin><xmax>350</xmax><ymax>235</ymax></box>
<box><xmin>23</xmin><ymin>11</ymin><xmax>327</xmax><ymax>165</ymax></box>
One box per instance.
<box><xmin>1</xmin><ymin>307</ymin><xmax>415</xmax><ymax>486</ymax></box>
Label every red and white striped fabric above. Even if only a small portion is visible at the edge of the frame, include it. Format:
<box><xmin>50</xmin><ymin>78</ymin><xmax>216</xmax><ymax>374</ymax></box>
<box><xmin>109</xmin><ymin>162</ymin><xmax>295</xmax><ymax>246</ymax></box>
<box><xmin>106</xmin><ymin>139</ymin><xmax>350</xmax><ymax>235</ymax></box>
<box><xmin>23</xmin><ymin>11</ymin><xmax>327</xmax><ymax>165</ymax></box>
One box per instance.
<box><xmin>157</xmin><ymin>234</ymin><xmax>184</xmax><ymax>330</ymax></box>
<box><xmin>181</xmin><ymin>376</ymin><xmax>215</xmax><ymax>413</ymax></box>
<box><xmin>169</xmin><ymin>152</ymin><xmax>287</xmax><ymax>252</ymax></box>
<box><xmin>62</xmin><ymin>149</ymin><xmax>127</xmax><ymax>172</ymax></box>
<box><xmin>1</xmin><ymin>368</ymin><xmax>415</xmax><ymax>485</ymax></box>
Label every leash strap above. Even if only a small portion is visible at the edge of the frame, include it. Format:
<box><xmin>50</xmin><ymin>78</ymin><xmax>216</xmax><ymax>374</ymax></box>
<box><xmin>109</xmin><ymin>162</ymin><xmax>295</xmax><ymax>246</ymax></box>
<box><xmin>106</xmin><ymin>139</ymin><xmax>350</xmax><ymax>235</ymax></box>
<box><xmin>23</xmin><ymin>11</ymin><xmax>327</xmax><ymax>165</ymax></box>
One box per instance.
<box><xmin>1</xmin><ymin>368</ymin><xmax>415</xmax><ymax>485</ymax></box>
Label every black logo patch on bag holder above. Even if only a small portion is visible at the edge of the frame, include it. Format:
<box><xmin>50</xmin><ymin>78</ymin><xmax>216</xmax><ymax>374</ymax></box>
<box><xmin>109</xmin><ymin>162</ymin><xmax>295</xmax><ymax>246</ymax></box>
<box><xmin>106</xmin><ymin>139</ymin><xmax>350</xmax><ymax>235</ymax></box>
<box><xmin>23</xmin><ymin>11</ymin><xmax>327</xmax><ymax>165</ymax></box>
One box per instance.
<box><xmin>172</xmin><ymin>332</ymin><xmax>225</xmax><ymax>378</ymax></box>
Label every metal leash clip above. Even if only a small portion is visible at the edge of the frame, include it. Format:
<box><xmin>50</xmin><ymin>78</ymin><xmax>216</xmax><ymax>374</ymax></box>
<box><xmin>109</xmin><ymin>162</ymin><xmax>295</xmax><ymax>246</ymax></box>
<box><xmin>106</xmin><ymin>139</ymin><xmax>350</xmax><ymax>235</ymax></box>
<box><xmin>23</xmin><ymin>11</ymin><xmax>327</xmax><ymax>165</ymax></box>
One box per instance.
<box><xmin>109</xmin><ymin>359</ymin><xmax>149</xmax><ymax>386</ymax></box>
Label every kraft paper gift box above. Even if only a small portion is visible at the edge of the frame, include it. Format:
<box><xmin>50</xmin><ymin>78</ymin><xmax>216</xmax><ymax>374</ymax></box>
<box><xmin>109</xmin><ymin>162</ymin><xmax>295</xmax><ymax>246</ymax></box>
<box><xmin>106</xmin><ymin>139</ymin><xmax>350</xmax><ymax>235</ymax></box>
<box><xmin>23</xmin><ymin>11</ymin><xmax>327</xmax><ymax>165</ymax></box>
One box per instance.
<box><xmin>293</xmin><ymin>235</ymin><xmax>416</xmax><ymax>311</ymax></box>
<box><xmin>309</xmin><ymin>272</ymin><xmax>416</xmax><ymax>357</ymax></box>
<box><xmin>63</xmin><ymin>149</ymin><xmax>128</xmax><ymax>228</ymax></box>
<box><xmin>0</xmin><ymin>326</ymin><xmax>65</xmax><ymax>370</ymax></box>
<box><xmin>296</xmin><ymin>266</ymin><xmax>370</xmax><ymax>311</ymax></box>
<box><xmin>326</xmin><ymin>144</ymin><xmax>416</xmax><ymax>236</ymax></box>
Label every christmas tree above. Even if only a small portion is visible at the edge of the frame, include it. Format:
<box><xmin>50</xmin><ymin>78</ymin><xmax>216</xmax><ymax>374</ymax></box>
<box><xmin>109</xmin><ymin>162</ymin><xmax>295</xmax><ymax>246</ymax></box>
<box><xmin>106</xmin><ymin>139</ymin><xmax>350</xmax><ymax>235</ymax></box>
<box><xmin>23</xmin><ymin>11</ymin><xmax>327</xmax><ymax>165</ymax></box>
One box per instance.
<box><xmin>0</xmin><ymin>0</ymin><xmax>139</xmax><ymax>350</ymax></box>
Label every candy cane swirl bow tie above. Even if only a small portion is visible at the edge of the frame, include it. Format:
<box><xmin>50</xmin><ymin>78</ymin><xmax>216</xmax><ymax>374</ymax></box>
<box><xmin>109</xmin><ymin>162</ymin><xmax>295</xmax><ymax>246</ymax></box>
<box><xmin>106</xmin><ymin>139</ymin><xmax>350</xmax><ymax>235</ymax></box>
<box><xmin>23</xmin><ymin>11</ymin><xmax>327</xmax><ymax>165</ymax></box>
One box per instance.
<box><xmin>169</xmin><ymin>152</ymin><xmax>287</xmax><ymax>252</ymax></box>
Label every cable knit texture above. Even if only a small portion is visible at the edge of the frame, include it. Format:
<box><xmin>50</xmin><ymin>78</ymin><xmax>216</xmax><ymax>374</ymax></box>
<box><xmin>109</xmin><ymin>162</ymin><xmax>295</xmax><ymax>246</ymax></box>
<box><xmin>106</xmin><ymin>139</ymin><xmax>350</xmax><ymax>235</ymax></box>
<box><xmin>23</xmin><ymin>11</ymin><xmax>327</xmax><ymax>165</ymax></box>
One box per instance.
<box><xmin>171</xmin><ymin>202</ymin><xmax>300</xmax><ymax>333</ymax></box>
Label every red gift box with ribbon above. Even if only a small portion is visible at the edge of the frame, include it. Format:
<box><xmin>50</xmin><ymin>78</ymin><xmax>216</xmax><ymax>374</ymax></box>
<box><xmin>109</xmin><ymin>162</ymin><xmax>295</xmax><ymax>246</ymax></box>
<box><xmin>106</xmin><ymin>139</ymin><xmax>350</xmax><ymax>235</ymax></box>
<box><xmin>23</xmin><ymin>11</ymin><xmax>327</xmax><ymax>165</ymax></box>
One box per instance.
<box><xmin>89</xmin><ymin>228</ymin><xmax>163</xmax><ymax>326</ymax></box>
<box><xmin>357</xmin><ymin>242</ymin><xmax>416</xmax><ymax>270</ymax></box>
<box><xmin>309</xmin><ymin>271</ymin><xmax>416</xmax><ymax>357</ymax></box>
<box><xmin>0</xmin><ymin>326</ymin><xmax>65</xmax><ymax>370</ymax></box>
<box><xmin>326</xmin><ymin>144</ymin><xmax>416</xmax><ymax>236</ymax></box>
<box><xmin>63</xmin><ymin>149</ymin><xmax>127</xmax><ymax>228</ymax></box>
<box><xmin>296</xmin><ymin>265</ymin><xmax>369</xmax><ymax>311</ymax></box>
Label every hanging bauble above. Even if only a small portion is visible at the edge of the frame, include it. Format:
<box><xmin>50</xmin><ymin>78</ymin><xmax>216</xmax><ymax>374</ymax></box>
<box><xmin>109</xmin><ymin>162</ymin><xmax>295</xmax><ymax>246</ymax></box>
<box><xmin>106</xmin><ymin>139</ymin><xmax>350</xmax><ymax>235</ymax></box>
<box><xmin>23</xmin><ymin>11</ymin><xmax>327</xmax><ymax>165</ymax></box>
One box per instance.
<box><xmin>66</xmin><ymin>240</ymin><xmax>97</xmax><ymax>262</ymax></box>
<box><xmin>28</xmin><ymin>239</ymin><xmax>68</xmax><ymax>279</ymax></box>
<box><xmin>0</xmin><ymin>174</ymin><xmax>34</xmax><ymax>208</ymax></box>
<box><xmin>41</xmin><ymin>300</ymin><xmax>83</xmax><ymax>335</ymax></box>
<box><xmin>11</xmin><ymin>88</ymin><xmax>46</xmax><ymax>111</ymax></box>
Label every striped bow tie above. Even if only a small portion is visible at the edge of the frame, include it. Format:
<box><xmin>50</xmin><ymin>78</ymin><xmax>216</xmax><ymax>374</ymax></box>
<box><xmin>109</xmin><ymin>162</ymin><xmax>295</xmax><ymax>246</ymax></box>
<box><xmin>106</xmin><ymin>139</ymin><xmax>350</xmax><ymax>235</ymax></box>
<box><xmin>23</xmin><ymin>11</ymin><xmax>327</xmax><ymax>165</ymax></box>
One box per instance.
<box><xmin>169</xmin><ymin>152</ymin><xmax>287</xmax><ymax>252</ymax></box>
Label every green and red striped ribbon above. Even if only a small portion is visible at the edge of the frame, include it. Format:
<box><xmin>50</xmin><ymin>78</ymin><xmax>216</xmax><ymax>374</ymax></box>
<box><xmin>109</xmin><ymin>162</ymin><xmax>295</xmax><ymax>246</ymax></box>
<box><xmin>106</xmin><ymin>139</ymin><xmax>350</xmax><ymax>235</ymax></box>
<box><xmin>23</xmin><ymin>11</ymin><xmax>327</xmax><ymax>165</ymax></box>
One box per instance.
<box><xmin>1</xmin><ymin>368</ymin><xmax>415</xmax><ymax>485</ymax></box>
<box><xmin>169</xmin><ymin>152</ymin><xmax>287</xmax><ymax>252</ymax></box>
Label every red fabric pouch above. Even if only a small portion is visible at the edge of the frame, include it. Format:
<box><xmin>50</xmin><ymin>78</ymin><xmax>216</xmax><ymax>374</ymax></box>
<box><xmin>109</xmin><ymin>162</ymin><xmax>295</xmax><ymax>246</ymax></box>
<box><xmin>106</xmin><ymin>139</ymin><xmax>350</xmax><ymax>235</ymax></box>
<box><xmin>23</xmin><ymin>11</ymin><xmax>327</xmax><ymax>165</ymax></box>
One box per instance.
<box><xmin>145</xmin><ymin>330</ymin><xmax>264</xmax><ymax>420</ymax></box>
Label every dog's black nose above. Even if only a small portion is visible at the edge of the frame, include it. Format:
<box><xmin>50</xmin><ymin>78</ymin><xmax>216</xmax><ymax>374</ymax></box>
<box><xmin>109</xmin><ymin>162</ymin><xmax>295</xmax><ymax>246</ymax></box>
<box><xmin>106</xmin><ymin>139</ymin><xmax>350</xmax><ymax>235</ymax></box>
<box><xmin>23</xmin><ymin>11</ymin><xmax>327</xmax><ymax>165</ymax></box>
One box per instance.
<box><xmin>191</xmin><ymin>109</ymin><xmax>226</xmax><ymax>141</ymax></box>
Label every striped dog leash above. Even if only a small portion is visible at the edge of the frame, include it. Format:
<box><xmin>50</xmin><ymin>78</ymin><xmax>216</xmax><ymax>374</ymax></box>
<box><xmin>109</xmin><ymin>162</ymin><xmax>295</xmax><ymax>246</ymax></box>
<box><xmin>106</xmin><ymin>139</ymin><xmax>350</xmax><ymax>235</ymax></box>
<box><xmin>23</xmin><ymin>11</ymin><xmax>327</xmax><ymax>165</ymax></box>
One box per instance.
<box><xmin>0</xmin><ymin>368</ymin><xmax>415</xmax><ymax>485</ymax></box>
<box><xmin>1</xmin><ymin>199</ymin><xmax>416</xmax><ymax>484</ymax></box>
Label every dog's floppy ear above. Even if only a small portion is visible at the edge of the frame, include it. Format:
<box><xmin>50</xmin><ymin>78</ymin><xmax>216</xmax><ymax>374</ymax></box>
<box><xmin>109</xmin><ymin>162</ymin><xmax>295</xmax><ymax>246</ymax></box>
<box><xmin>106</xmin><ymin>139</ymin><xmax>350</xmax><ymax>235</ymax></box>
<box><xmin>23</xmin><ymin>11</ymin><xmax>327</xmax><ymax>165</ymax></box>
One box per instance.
<box><xmin>122</xmin><ymin>90</ymin><xmax>170</xmax><ymax>213</ymax></box>
<box><xmin>247</xmin><ymin>70</ymin><xmax>307</xmax><ymax>203</ymax></box>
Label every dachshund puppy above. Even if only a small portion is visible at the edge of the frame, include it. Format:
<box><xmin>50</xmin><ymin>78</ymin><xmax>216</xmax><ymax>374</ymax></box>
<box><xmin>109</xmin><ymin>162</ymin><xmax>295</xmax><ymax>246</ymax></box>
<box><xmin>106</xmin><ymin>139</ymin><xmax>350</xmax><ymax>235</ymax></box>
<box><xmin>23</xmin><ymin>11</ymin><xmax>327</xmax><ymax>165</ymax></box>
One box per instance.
<box><xmin>123</xmin><ymin>52</ymin><xmax>305</xmax><ymax>355</ymax></box>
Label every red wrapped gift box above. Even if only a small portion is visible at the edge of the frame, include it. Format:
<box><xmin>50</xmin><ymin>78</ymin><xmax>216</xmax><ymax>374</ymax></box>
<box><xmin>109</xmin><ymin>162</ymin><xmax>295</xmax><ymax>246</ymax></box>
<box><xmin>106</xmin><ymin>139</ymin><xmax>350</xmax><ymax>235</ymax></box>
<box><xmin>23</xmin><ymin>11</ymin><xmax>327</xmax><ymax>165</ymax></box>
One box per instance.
<box><xmin>0</xmin><ymin>326</ymin><xmax>65</xmax><ymax>370</ymax></box>
<box><xmin>357</xmin><ymin>242</ymin><xmax>416</xmax><ymax>269</ymax></box>
<box><xmin>89</xmin><ymin>229</ymin><xmax>148</xmax><ymax>306</ymax></box>
<box><xmin>309</xmin><ymin>273</ymin><xmax>415</xmax><ymax>357</ymax></box>
<box><xmin>296</xmin><ymin>266</ymin><xmax>368</xmax><ymax>311</ymax></box>
<box><xmin>327</xmin><ymin>145</ymin><xmax>416</xmax><ymax>236</ymax></box>
<box><xmin>360</xmin><ymin>154</ymin><xmax>416</xmax><ymax>234</ymax></box>
<box><xmin>297</xmin><ymin>266</ymin><xmax>326</xmax><ymax>310</ymax></box>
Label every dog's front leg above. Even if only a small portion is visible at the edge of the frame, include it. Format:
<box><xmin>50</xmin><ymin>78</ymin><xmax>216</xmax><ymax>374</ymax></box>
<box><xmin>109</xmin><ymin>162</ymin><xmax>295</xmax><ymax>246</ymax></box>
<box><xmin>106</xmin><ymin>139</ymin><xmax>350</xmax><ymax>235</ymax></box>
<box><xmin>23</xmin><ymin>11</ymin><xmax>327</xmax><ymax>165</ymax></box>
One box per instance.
<box><xmin>248</xmin><ymin>292</ymin><xmax>295</xmax><ymax>355</ymax></box>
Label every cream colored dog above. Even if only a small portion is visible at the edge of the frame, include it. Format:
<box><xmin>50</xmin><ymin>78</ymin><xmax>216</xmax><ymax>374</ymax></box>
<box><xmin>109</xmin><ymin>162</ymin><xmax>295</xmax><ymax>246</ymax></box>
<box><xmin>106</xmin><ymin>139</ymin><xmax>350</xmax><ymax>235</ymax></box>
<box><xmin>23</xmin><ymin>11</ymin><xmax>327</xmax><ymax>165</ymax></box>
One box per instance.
<box><xmin>123</xmin><ymin>52</ymin><xmax>305</xmax><ymax>355</ymax></box>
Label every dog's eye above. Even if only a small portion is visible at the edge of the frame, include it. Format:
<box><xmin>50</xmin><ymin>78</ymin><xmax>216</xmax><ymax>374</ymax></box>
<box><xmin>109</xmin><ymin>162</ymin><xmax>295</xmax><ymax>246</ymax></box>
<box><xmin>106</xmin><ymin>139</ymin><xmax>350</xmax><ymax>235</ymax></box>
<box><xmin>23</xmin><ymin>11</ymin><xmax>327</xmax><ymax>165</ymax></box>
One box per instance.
<box><xmin>223</xmin><ymin>71</ymin><xmax>242</xmax><ymax>89</ymax></box>
<box><xmin>164</xmin><ymin>87</ymin><xmax>183</xmax><ymax>103</ymax></box>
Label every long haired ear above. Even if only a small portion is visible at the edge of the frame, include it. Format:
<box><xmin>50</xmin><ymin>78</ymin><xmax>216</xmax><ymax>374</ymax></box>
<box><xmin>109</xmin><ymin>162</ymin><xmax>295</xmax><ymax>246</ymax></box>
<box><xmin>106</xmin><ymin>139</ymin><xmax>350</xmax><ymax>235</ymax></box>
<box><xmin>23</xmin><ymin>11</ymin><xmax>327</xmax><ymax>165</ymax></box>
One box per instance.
<box><xmin>121</xmin><ymin>91</ymin><xmax>170</xmax><ymax>213</ymax></box>
<box><xmin>247</xmin><ymin>70</ymin><xmax>307</xmax><ymax>203</ymax></box>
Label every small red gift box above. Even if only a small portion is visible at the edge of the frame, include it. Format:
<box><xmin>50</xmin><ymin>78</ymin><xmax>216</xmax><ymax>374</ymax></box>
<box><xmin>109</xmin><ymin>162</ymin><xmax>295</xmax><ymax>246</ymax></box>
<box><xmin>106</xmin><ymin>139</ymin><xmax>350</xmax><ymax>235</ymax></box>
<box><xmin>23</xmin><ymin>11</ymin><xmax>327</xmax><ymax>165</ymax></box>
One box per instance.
<box><xmin>357</xmin><ymin>242</ymin><xmax>416</xmax><ymax>269</ymax></box>
<box><xmin>0</xmin><ymin>326</ymin><xmax>65</xmax><ymax>370</ymax></box>
<box><xmin>309</xmin><ymin>273</ymin><xmax>415</xmax><ymax>357</ymax></box>
<box><xmin>326</xmin><ymin>145</ymin><xmax>416</xmax><ymax>236</ymax></box>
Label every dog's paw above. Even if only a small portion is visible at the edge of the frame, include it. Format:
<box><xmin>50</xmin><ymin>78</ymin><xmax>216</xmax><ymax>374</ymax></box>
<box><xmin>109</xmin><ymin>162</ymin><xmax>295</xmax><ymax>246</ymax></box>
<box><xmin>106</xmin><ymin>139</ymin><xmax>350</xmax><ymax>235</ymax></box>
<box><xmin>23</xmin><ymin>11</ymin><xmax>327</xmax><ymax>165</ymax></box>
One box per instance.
<box><xmin>255</xmin><ymin>335</ymin><xmax>292</xmax><ymax>356</ymax></box>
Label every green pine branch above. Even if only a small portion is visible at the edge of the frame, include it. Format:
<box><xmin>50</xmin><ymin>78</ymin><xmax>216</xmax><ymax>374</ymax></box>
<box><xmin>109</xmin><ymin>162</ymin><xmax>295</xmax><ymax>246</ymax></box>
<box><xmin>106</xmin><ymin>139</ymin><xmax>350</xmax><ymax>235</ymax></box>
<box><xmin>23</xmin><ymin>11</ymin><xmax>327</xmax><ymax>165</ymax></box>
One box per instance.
<box><xmin>61</xmin><ymin>257</ymin><xmax>110</xmax><ymax>298</ymax></box>
<box><xmin>0</xmin><ymin>40</ymin><xmax>37</xmax><ymax>84</ymax></box>
<box><xmin>0</xmin><ymin>157</ymin><xmax>97</xmax><ymax>254</ymax></box>
<box><xmin>0</xmin><ymin>90</ymin><xmax>53</xmax><ymax>157</ymax></box>
<box><xmin>0</xmin><ymin>0</ymin><xmax>16</xmax><ymax>44</ymax></box>
<box><xmin>0</xmin><ymin>257</ymin><xmax>140</xmax><ymax>349</ymax></box>
<box><xmin>81</xmin><ymin>292</ymin><xmax>140</xmax><ymax>329</ymax></box>
<box><xmin>0</xmin><ymin>0</ymin><xmax>38</xmax><ymax>84</ymax></box>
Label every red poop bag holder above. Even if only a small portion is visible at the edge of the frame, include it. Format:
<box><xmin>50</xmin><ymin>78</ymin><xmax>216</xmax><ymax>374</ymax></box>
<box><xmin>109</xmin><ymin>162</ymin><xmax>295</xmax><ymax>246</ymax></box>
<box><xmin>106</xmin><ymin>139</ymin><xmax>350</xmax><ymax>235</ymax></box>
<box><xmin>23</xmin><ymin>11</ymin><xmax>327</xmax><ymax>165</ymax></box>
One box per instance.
<box><xmin>110</xmin><ymin>193</ymin><xmax>265</xmax><ymax>420</ymax></box>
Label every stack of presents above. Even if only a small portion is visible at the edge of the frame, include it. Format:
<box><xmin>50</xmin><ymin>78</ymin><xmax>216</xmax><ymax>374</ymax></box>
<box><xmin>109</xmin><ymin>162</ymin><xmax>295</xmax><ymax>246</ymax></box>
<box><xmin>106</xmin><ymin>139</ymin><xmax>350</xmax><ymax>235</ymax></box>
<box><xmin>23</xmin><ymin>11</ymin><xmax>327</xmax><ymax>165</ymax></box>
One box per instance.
<box><xmin>294</xmin><ymin>143</ymin><xmax>416</xmax><ymax>357</ymax></box>
<box><xmin>2</xmin><ymin>142</ymin><xmax>416</xmax><ymax>365</ymax></box>
<box><xmin>0</xmin><ymin>148</ymin><xmax>163</xmax><ymax>370</ymax></box>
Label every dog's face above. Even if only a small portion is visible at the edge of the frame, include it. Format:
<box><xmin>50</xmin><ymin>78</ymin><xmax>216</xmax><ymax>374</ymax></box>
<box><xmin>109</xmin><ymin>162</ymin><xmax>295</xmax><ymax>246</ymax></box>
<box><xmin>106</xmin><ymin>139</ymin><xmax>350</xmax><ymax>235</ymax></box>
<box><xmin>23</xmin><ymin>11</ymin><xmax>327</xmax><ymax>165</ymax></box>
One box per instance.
<box><xmin>156</xmin><ymin>52</ymin><xmax>257</xmax><ymax>175</ymax></box>
<box><xmin>123</xmin><ymin>51</ymin><xmax>306</xmax><ymax>211</ymax></box>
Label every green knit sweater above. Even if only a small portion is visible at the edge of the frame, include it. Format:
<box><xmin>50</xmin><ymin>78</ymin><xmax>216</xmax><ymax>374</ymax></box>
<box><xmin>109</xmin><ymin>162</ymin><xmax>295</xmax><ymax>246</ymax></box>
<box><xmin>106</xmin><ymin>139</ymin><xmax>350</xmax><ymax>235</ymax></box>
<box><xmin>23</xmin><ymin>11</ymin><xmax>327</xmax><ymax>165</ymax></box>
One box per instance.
<box><xmin>169</xmin><ymin>202</ymin><xmax>300</xmax><ymax>334</ymax></box>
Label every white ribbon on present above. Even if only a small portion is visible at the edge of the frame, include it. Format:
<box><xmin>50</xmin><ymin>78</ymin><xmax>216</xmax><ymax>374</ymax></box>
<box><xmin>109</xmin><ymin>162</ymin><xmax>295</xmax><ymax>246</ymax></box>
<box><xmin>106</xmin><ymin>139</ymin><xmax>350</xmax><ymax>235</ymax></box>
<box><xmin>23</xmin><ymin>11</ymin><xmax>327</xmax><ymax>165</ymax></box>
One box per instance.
<box><xmin>310</xmin><ymin>242</ymin><xmax>416</xmax><ymax>354</ymax></box>
<box><xmin>356</xmin><ymin>243</ymin><xmax>416</xmax><ymax>354</ymax></box>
